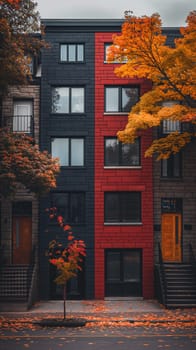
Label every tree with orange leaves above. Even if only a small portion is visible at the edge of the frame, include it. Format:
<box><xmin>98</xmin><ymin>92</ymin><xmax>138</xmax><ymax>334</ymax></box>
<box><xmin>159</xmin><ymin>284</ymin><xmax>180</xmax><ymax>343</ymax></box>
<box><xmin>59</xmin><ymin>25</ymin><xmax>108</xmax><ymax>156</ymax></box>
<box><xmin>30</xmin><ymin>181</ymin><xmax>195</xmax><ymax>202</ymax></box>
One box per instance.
<box><xmin>0</xmin><ymin>0</ymin><xmax>47</xmax><ymax>92</ymax></box>
<box><xmin>47</xmin><ymin>208</ymin><xmax>86</xmax><ymax>320</ymax></box>
<box><xmin>0</xmin><ymin>129</ymin><xmax>60</xmax><ymax>197</ymax></box>
<box><xmin>108</xmin><ymin>11</ymin><xmax>196</xmax><ymax>159</ymax></box>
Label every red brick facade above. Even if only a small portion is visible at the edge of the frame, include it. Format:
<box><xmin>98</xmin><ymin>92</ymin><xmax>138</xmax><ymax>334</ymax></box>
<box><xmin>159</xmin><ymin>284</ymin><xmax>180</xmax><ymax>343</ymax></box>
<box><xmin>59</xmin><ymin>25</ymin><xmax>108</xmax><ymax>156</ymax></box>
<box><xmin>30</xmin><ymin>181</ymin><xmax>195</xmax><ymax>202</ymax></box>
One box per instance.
<box><xmin>94</xmin><ymin>33</ymin><xmax>154</xmax><ymax>299</ymax></box>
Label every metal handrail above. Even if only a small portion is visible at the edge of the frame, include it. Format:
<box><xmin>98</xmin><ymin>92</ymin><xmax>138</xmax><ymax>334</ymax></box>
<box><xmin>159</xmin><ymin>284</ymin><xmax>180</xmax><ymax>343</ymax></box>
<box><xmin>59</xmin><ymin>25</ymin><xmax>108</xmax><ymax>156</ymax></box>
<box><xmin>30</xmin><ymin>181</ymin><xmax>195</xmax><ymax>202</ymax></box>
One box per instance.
<box><xmin>158</xmin><ymin>242</ymin><xmax>166</xmax><ymax>305</ymax></box>
<box><xmin>189</xmin><ymin>243</ymin><xmax>196</xmax><ymax>278</ymax></box>
<box><xmin>27</xmin><ymin>245</ymin><xmax>38</xmax><ymax>309</ymax></box>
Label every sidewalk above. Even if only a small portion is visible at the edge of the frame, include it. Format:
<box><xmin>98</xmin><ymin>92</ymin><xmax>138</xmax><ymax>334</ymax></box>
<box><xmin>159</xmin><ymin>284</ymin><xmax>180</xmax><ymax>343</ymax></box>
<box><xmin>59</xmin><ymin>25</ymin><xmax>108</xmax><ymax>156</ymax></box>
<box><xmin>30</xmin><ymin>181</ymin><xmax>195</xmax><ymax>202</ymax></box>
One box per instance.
<box><xmin>0</xmin><ymin>300</ymin><xmax>196</xmax><ymax>328</ymax></box>
<box><xmin>30</xmin><ymin>299</ymin><xmax>164</xmax><ymax>315</ymax></box>
<box><xmin>1</xmin><ymin>299</ymin><xmax>196</xmax><ymax>319</ymax></box>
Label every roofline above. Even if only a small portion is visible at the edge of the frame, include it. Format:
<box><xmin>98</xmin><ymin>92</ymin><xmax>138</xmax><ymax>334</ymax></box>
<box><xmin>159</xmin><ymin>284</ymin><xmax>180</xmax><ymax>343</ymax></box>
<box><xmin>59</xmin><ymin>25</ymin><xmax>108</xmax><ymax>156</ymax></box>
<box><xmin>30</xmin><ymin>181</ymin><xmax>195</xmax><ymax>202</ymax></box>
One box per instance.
<box><xmin>41</xmin><ymin>19</ymin><xmax>180</xmax><ymax>34</ymax></box>
<box><xmin>41</xmin><ymin>18</ymin><xmax>180</xmax><ymax>28</ymax></box>
<box><xmin>41</xmin><ymin>19</ymin><xmax>124</xmax><ymax>26</ymax></box>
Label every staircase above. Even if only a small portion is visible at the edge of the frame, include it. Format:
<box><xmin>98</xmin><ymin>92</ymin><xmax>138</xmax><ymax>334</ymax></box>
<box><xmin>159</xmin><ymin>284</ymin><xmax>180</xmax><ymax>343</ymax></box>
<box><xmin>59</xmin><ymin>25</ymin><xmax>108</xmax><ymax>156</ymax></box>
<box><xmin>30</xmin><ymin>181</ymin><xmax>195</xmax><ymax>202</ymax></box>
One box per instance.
<box><xmin>0</xmin><ymin>265</ymin><xmax>33</xmax><ymax>311</ymax></box>
<box><xmin>163</xmin><ymin>263</ymin><xmax>196</xmax><ymax>308</ymax></box>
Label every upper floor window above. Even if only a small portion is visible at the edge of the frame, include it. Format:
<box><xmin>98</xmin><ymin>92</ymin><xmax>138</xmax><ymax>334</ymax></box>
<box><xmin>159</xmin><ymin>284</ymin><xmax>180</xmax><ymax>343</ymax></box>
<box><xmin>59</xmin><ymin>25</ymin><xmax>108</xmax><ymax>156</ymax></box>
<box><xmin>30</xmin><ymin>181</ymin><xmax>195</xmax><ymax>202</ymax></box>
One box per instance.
<box><xmin>13</xmin><ymin>100</ymin><xmax>33</xmax><ymax>133</ymax></box>
<box><xmin>162</xmin><ymin>120</ymin><xmax>181</xmax><ymax>134</ymax></box>
<box><xmin>104</xmin><ymin>43</ymin><xmax>128</xmax><ymax>63</ymax></box>
<box><xmin>60</xmin><ymin>44</ymin><xmax>84</xmax><ymax>62</ymax></box>
<box><xmin>105</xmin><ymin>86</ymin><xmax>139</xmax><ymax>113</ymax></box>
<box><xmin>104</xmin><ymin>192</ymin><xmax>141</xmax><ymax>224</ymax></box>
<box><xmin>161</xmin><ymin>101</ymin><xmax>181</xmax><ymax>134</ymax></box>
<box><xmin>51</xmin><ymin>137</ymin><xmax>84</xmax><ymax>166</ymax></box>
<box><xmin>24</xmin><ymin>55</ymin><xmax>34</xmax><ymax>74</ymax></box>
<box><xmin>51</xmin><ymin>192</ymin><xmax>85</xmax><ymax>224</ymax></box>
<box><xmin>161</xmin><ymin>153</ymin><xmax>182</xmax><ymax>178</ymax></box>
<box><xmin>104</xmin><ymin>137</ymin><xmax>140</xmax><ymax>166</ymax></box>
<box><xmin>51</xmin><ymin>87</ymin><xmax>85</xmax><ymax>114</ymax></box>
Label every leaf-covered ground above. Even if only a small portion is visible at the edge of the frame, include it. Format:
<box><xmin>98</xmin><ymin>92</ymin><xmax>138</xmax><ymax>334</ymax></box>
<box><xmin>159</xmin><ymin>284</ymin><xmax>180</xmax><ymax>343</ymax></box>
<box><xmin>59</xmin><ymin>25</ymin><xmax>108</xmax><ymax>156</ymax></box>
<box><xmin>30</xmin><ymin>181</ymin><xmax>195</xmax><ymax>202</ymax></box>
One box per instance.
<box><xmin>0</xmin><ymin>309</ymin><xmax>196</xmax><ymax>331</ymax></box>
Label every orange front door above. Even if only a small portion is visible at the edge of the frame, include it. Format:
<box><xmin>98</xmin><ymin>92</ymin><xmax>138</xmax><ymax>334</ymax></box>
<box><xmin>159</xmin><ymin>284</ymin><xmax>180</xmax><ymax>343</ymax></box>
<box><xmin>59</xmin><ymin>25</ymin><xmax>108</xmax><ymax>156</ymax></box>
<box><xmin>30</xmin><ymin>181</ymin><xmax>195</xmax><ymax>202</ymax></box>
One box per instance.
<box><xmin>12</xmin><ymin>216</ymin><xmax>32</xmax><ymax>264</ymax></box>
<box><xmin>161</xmin><ymin>213</ymin><xmax>182</xmax><ymax>262</ymax></box>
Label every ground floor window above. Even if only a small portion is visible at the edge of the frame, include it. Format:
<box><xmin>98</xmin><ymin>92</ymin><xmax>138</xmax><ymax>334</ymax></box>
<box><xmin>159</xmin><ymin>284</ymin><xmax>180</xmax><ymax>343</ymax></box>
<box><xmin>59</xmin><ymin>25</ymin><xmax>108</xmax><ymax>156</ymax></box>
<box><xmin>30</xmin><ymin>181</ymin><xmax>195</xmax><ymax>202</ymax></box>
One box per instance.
<box><xmin>105</xmin><ymin>249</ymin><xmax>142</xmax><ymax>297</ymax></box>
<box><xmin>50</xmin><ymin>260</ymin><xmax>85</xmax><ymax>300</ymax></box>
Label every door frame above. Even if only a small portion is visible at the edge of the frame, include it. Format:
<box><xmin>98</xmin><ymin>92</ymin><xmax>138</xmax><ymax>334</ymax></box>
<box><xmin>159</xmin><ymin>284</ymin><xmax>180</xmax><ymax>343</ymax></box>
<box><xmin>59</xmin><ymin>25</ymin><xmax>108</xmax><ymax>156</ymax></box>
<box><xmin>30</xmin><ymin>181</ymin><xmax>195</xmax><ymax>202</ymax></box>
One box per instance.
<box><xmin>161</xmin><ymin>213</ymin><xmax>182</xmax><ymax>262</ymax></box>
<box><xmin>105</xmin><ymin>248</ymin><xmax>142</xmax><ymax>297</ymax></box>
<box><xmin>12</xmin><ymin>201</ymin><xmax>32</xmax><ymax>265</ymax></box>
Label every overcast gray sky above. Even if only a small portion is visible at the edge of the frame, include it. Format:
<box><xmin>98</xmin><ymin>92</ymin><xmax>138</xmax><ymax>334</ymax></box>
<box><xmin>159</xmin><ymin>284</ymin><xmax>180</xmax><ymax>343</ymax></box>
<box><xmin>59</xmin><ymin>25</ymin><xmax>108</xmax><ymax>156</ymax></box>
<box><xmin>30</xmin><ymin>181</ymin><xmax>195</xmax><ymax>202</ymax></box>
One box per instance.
<box><xmin>36</xmin><ymin>0</ymin><xmax>195</xmax><ymax>27</ymax></box>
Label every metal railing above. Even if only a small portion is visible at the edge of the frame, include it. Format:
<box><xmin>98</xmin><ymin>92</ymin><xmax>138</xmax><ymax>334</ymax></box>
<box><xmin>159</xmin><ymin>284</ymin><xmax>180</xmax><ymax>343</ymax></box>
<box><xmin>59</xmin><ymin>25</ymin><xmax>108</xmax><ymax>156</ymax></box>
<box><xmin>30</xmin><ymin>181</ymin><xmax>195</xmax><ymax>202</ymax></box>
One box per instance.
<box><xmin>189</xmin><ymin>243</ymin><xmax>196</xmax><ymax>278</ymax></box>
<box><xmin>157</xmin><ymin>242</ymin><xmax>166</xmax><ymax>305</ymax></box>
<box><xmin>1</xmin><ymin>115</ymin><xmax>34</xmax><ymax>136</ymax></box>
<box><xmin>27</xmin><ymin>245</ymin><xmax>38</xmax><ymax>310</ymax></box>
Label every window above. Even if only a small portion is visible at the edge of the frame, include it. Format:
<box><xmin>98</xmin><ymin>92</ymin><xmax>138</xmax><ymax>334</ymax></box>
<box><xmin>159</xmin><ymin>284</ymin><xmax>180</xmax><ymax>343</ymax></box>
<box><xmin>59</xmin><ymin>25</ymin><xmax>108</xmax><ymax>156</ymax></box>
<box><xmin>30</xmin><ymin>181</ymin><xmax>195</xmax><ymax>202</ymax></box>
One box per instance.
<box><xmin>105</xmin><ymin>249</ymin><xmax>142</xmax><ymax>297</ymax></box>
<box><xmin>51</xmin><ymin>138</ymin><xmax>84</xmax><ymax>166</ymax></box>
<box><xmin>51</xmin><ymin>87</ymin><xmax>85</xmax><ymax>114</ymax></box>
<box><xmin>105</xmin><ymin>86</ymin><xmax>139</xmax><ymax>113</ymax></box>
<box><xmin>104</xmin><ymin>43</ymin><xmax>127</xmax><ymax>63</ymax></box>
<box><xmin>104</xmin><ymin>192</ymin><xmax>141</xmax><ymax>223</ymax></box>
<box><xmin>161</xmin><ymin>153</ymin><xmax>181</xmax><ymax>178</ymax></box>
<box><xmin>162</xmin><ymin>120</ymin><xmax>181</xmax><ymax>134</ymax></box>
<box><xmin>161</xmin><ymin>101</ymin><xmax>181</xmax><ymax>134</ymax></box>
<box><xmin>24</xmin><ymin>55</ymin><xmax>34</xmax><ymax>74</ymax></box>
<box><xmin>60</xmin><ymin>44</ymin><xmax>84</xmax><ymax>62</ymax></box>
<box><xmin>51</xmin><ymin>192</ymin><xmax>85</xmax><ymax>224</ymax></box>
<box><xmin>104</xmin><ymin>137</ymin><xmax>140</xmax><ymax>166</ymax></box>
<box><xmin>13</xmin><ymin>100</ymin><xmax>33</xmax><ymax>133</ymax></box>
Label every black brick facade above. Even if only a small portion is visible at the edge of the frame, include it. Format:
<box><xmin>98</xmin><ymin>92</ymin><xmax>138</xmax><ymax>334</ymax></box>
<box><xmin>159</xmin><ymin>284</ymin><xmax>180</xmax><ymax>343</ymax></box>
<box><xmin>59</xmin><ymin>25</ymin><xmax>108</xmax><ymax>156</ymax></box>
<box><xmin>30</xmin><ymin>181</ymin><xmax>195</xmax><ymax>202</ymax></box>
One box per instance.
<box><xmin>39</xmin><ymin>26</ymin><xmax>95</xmax><ymax>299</ymax></box>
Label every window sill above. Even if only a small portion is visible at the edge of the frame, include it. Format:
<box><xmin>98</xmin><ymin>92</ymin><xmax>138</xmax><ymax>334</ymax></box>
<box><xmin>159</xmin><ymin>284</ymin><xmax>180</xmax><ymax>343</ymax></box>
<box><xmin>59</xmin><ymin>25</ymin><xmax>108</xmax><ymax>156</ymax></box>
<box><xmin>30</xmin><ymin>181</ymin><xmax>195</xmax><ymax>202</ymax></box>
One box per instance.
<box><xmin>59</xmin><ymin>61</ymin><xmax>85</xmax><ymax>64</ymax></box>
<box><xmin>104</xmin><ymin>166</ymin><xmax>141</xmax><ymax>169</ymax></box>
<box><xmin>103</xmin><ymin>61</ymin><xmax>127</xmax><ymax>64</ymax></box>
<box><xmin>160</xmin><ymin>177</ymin><xmax>182</xmax><ymax>181</ymax></box>
<box><xmin>104</xmin><ymin>222</ymin><xmax>142</xmax><ymax>226</ymax></box>
<box><xmin>50</xmin><ymin>113</ymin><xmax>86</xmax><ymax>116</ymax></box>
<box><xmin>103</xmin><ymin>112</ymin><xmax>129</xmax><ymax>116</ymax></box>
<box><xmin>49</xmin><ymin>222</ymin><xmax>86</xmax><ymax>227</ymax></box>
<box><xmin>60</xmin><ymin>166</ymin><xmax>86</xmax><ymax>169</ymax></box>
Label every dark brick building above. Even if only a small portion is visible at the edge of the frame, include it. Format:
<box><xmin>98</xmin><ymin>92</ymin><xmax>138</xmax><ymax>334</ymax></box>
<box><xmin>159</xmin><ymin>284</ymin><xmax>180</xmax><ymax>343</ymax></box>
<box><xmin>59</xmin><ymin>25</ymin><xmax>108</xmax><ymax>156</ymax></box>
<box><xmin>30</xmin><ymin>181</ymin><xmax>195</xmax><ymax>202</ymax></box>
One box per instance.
<box><xmin>1</xmin><ymin>20</ymin><xmax>195</xmax><ymax>310</ymax></box>
<box><xmin>39</xmin><ymin>20</ymin><xmax>154</xmax><ymax>300</ymax></box>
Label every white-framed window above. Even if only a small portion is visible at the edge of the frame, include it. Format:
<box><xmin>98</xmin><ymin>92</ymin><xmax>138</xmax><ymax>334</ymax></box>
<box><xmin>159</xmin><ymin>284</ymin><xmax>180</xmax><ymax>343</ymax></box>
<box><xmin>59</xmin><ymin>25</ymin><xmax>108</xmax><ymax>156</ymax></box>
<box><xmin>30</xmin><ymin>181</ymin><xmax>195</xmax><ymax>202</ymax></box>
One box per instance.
<box><xmin>162</xmin><ymin>120</ymin><xmax>181</xmax><ymax>134</ymax></box>
<box><xmin>60</xmin><ymin>44</ymin><xmax>84</xmax><ymax>62</ymax></box>
<box><xmin>51</xmin><ymin>87</ymin><xmax>85</xmax><ymax>114</ymax></box>
<box><xmin>104</xmin><ymin>43</ymin><xmax>128</xmax><ymax>63</ymax></box>
<box><xmin>51</xmin><ymin>137</ymin><xmax>84</xmax><ymax>166</ymax></box>
<box><xmin>105</xmin><ymin>86</ymin><xmax>139</xmax><ymax>113</ymax></box>
<box><xmin>162</xmin><ymin>101</ymin><xmax>181</xmax><ymax>134</ymax></box>
<box><xmin>13</xmin><ymin>100</ymin><xmax>33</xmax><ymax>133</ymax></box>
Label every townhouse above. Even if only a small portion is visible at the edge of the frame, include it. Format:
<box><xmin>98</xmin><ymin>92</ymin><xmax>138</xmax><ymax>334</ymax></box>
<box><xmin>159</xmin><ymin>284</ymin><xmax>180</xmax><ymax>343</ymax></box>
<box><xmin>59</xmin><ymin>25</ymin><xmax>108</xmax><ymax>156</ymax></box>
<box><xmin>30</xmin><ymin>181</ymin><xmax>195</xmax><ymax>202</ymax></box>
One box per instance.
<box><xmin>39</xmin><ymin>19</ymin><xmax>154</xmax><ymax>300</ymax></box>
<box><xmin>0</xmin><ymin>20</ymin><xmax>195</xmax><ymax>309</ymax></box>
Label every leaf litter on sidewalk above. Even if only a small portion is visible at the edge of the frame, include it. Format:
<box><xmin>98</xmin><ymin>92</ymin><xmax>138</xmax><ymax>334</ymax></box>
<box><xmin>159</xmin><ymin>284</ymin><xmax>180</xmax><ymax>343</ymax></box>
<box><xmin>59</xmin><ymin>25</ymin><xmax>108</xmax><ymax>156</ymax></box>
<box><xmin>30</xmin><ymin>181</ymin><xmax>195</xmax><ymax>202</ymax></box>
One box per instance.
<box><xmin>0</xmin><ymin>308</ymin><xmax>196</xmax><ymax>331</ymax></box>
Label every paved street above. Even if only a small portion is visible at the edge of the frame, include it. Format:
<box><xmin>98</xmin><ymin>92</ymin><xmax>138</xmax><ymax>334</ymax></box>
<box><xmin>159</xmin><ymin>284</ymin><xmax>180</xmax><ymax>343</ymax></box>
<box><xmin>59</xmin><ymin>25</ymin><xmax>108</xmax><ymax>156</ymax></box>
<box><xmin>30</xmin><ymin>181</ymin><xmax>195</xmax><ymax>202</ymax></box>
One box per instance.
<box><xmin>1</xmin><ymin>300</ymin><xmax>196</xmax><ymax>349</ymax></box>
<box><xmin>0</xmin><ymin>325</ymin><xmax>196</xmax><ymax>350</ymax></box>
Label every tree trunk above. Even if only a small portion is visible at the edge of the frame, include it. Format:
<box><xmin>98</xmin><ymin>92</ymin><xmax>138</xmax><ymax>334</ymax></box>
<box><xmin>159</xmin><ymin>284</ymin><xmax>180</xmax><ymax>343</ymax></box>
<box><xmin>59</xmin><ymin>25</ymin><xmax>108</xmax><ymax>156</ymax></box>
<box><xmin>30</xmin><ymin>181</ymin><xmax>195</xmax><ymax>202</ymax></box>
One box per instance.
<box><xmin>63</xmin><ymin>283</ymin><xmax>66</xmax><ymax>320</ymax></box>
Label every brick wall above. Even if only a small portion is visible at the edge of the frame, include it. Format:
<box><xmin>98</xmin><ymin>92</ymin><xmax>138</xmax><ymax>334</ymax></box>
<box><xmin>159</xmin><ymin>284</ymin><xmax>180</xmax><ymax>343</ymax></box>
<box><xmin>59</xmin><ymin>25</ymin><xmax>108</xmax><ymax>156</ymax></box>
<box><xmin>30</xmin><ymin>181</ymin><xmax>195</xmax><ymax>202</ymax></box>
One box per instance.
<box><xmin>154</xmin><ymin>137</ymin><xmax>196</xmax><ymax>263</ymax></box>
<box><xmin>1</xmin><ymin>85</ymin><xmax>40</xmax><ymax>264</ymax></box>
<box><xmin>94</xmin><ymin>33</ymin><xmax>154</xmax><ymax>299</ymax></box>
<box><xmin>39</xmin><ymin>30</ymin><xmax>95</xmax><ymax>299</ymax></box>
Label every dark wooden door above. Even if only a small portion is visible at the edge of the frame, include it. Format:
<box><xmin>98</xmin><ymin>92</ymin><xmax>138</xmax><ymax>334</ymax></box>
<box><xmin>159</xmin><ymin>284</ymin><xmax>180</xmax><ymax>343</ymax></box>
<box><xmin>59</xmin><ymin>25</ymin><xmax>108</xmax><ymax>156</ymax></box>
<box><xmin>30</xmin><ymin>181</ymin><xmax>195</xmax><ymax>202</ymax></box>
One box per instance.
<box><xmin>12</xmin><ymin>216</ymin><xmax>32</xmax><ymax>264</ymax></box>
